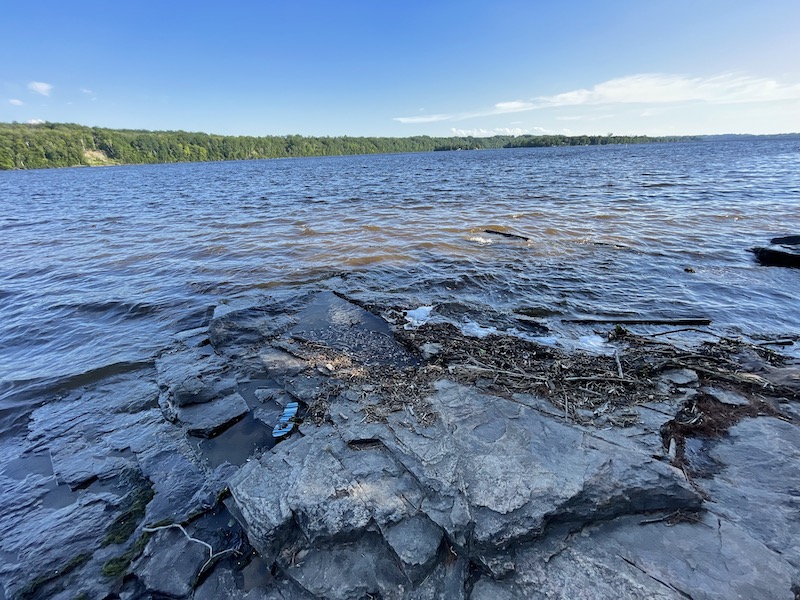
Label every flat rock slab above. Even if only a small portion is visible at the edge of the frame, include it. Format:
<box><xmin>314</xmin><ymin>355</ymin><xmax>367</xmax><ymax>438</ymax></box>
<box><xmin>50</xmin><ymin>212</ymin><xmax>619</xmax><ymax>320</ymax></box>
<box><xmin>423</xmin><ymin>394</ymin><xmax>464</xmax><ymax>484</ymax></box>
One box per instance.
<box><xmin>231</xmin><ymin>380</ymin><xmax>700</xmax><ymax>598</ymax></box>
<box><xmin>175</xmin><ymin>392</ymin><xmax>250</xmax><ymax>437</ymax></box>
<box><xmin>703</xmin><ymin>417</ymin><xmax>800</xmax><ymax>573</ymax></box>
<box><xmin>133</xmin><ymin>526</ymin><xmax>209</xmax><ymax>598</ymax></box>
<box><xmin>472</xmin><ymin>512</ymin><xmax>795</xmax><ymax>600</ymax></box>
<box><xmin>383</xmin><ymin>381</ymin><xmax>700</xmax><ymax>552</ymax></box>
<box><xmin>288</xmin><ymin>291</ymin><xmax>417</xmax><ymax>366</ymax></box>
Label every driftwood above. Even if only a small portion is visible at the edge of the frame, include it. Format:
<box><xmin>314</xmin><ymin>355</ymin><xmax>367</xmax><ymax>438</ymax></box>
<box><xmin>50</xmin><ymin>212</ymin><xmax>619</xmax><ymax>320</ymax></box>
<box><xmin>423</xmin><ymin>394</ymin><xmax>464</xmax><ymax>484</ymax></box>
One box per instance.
<box><xmin>484</xmin><ymin>229</ymin><xmax>530</xmax><ymax>242</ymax></box>
<box><xmin>770</xmin><ymin>235</ymin><xmax>800</xmax><ymax>245</ymax></box>
<box><xmin>563</xmin><ymin>317</ymin><xmax>712</xmax><ymax>326</ymax></box>
<box><xmin>750</xmin><ymin>247</ymin><xmax>800</xmax><ymax>268</ymax></box>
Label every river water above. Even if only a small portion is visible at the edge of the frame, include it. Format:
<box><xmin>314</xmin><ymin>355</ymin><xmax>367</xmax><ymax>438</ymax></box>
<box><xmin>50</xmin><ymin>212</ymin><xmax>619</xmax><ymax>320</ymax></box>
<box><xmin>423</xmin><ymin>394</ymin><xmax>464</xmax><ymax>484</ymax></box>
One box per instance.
<box><xmin>1</xmin><ymin>140</ymin><xmax>799</xmax><ymax>435</ymax></box>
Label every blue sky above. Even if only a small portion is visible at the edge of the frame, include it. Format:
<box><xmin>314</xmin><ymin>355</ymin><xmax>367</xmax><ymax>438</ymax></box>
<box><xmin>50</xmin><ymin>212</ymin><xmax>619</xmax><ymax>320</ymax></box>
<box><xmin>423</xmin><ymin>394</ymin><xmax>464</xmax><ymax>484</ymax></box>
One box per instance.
<box><xmin>2</xmin><ymin>1</ymin><xmax>799</xmax><ymax>137</ymax></box>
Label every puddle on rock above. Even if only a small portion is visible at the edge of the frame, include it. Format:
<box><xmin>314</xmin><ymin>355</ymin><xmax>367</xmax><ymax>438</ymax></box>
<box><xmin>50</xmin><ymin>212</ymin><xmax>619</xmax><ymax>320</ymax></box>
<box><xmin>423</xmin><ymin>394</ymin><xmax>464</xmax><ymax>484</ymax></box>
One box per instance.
<box><xmin>42</xmin><ymin>475</ymin><xmax>125</xmax><ymax>509</ymax></box>
<box><xmin>238</xmin><ymin>552</ymin><xmax>273</xmax><ymax>591</ymax></box>
<box><xmin>191</xmin><ymin>412</ymin><xmax>276</xmax><ymax>468</ymax></box>
<box><xmin>237</xmin><ymin>378</ymin><xmax>283</xmax><ymax>410</ymax></box>
<box><xmin>2</xmin><ymin>453</ymin><xmax>54</xmax><ymax>479</ymax></box>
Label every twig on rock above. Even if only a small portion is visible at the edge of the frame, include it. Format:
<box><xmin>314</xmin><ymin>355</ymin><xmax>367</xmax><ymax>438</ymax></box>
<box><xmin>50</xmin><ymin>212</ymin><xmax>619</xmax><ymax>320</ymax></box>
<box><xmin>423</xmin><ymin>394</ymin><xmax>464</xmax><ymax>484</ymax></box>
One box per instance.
<box><xmin>614</xmin><ymin>350</ymin><xmax>624</xmax><ymax>379</ymax></box>
<box><xmin>142</xmin><ymin>523</ymin><xmax>236</xmax><ymax>575</ymax></box>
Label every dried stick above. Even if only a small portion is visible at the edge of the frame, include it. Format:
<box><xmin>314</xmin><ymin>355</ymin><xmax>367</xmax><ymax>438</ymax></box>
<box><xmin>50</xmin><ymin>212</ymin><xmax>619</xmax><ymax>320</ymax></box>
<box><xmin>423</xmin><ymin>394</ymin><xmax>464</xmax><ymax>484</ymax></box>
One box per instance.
<box><xmin>143</xmin><ymin>523</ymin><xmax>236</xmax><ymax>575</ymax></box>
<box><xmin>614</xmin><ymin>350</ymin><xmax>624</xmax><ymax>379</ymax></box>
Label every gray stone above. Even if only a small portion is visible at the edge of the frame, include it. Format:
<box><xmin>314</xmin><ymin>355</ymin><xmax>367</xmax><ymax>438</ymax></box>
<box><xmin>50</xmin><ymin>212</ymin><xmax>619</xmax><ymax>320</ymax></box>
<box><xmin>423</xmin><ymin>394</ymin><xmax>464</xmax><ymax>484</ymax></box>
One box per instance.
<box><xmin>193</xmin><ymin>568</ymin><xmax>307</xmax><ymax>600</ymax></box>
<box><xmin>499</xmin><ymin>513</ymin><xmax>795</xmax><ymax>600</ymax></box>
<box><xmin>231</xmin><ymin>428</ymin><xmax>424</xmax><ymax>560</ymax></box>
<box><xmin>260</xmin><ymin>348</ymin><xmax>309</xmax><ymax>378</ymax></box>
<box><xmin>659</xmin><ymin>368</ymin><xmax>699</xmax><ymax>387</ymax></box>
<box><xmin>133</xmin><ymin>526</ymin><xmax>208</xmax><ymax>598</ymax></box>
<box><xmin>254</xmin><ymin>387</ymin><xmax>293</xmax><ymax>407</ymax></box>
<box><xmin>382</xmin><ymin>513</ymin><xmax>443</xmax><ymax>582</ymax></box>
<box><xmin>382</xmin><ymin>381</ymin><xmax>700</xmax><ymax>553</ymax></box>
<box><xmin>703</xmin><ymin>417</ymin><xmax>800</xmax><ymax>573</ymax></box>
<box><xmin>470</xmin><ymin>578</ymin><xmax>524</xmax><ymax>600</ymax></box>
<box><xmin>175</xmin><ymin>392</ymin><xmax>250</xmax><ymax>437</ymax></box>
<box><xmin>420</xmin><ymin>342</ymin><xmax>443</xmax><ymax>360</ymax></box>
<box><xmin>412</xmin><ymin>556</ymin><xmax>468</xmax><ymax>600</ymax></box>
<box><xmin>287</xmin><ymin>291</ymin><xmax>417</xmax><ymax>367</ymax></box>
<box><xmin>0</xmin><ymin>493</ymin><xmax>112</xmax><ymax>599</ymax></box>
<box><xmin>703</xmin><ymin>385</ymin><xmax>750</xmax><ymax>406</ymax></box>
<box><xmin>231</xmin><ymin>379</ymin><xmax>701</xmax><ymax>597</ymax></box>
<box><xmin>173</xmin><ymin>375</ymin><xmax>238</xmax><ymax>407</ymax></box>
<box><xmin>279</xmin><ymin>533</ymin><xmax>410</xmax><ymax>600</ymax></box>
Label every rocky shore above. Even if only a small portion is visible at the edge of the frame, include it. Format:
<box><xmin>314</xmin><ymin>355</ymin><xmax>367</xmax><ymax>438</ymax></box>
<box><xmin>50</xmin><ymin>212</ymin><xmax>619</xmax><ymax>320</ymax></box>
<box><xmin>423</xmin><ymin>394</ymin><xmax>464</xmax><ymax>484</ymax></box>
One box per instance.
<box><xmin>2</xmin><ymin>290</ymin><xmax>799</xmax><ymax>599</ymax></box>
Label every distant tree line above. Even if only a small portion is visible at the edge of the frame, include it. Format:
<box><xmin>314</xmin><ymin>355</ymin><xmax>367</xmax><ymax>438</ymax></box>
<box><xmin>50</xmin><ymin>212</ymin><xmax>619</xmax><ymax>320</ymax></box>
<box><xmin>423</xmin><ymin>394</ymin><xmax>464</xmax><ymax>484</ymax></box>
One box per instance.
<box><xmin>0</xmin><ymin>122</ymin><xmax>696</xmax><ymax>170</ymax></box>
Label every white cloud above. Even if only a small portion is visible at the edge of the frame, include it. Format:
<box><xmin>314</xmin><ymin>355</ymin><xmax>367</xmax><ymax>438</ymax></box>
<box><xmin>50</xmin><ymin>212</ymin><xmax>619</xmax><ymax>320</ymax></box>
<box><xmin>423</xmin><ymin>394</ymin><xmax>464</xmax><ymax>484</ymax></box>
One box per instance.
<box><xmin>9</xmin><ymin>98</ymin><xmax>23</xmax><ymax>106</ymax></box>
<box><xmin>28</xmin><ymin>81</ymin><xmax>53</xmax><ymax>96</ymax></box>
<box><xmin>80</xmin><ymin>88</ymin><xmax>93</xmax><ymax>94</ymax></box>
<box><xmin>451</xmin><ymin>126</ymin><xmax>556</xmax><ymax>137</ymax></box>
<box><xmin>451</xmin><ymin>127</ymin><xmax>532</xmax><ymax>137</ymax></box>
<box><xmin>393</xmin><ymin>73</ymin><xmax>800</xmax><ymax>126</ymax></box>
<box><xmin>393</xmin><ymin>113</ymin><xmax>453</xmax><ymax>124</ymax></box>
<box><xmin>27</xmin><ymin>119</ymin><xmax>45</xmax><ymax>124</ymax></box>
<box><xmin>537</xmin><ymin>73</ymin><xmax>800</xmax><ymax>107</ymax></box>
<box><xmin>493</xmin><ymin>101</ymin><xmax>536</xmax><ymax>113</ymax></box>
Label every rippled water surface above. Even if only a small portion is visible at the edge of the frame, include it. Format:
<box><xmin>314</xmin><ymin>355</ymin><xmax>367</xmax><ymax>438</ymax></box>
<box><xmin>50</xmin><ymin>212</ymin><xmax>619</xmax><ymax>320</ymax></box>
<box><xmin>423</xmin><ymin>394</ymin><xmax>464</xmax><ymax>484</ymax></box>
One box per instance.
<box><xmin>2</xmin><ymin>141</ymin><xmax>799</xmax><ymax>429</ymax></box>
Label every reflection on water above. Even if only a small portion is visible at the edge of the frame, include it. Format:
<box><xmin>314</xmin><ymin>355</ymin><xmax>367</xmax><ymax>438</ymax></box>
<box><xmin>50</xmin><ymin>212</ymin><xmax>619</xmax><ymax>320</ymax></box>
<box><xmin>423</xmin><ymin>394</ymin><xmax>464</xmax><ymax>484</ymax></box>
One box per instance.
<box><xmin>1</xmin><ymin>141</ymin><xmax>799</xmax><ymax>421</ymax></box>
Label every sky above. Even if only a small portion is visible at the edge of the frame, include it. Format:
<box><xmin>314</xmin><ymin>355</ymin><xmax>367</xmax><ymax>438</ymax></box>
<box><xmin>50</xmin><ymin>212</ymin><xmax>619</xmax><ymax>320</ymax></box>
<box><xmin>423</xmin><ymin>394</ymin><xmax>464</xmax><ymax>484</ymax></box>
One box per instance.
<box><xmin>2</xmin><ymin>1</ymin><xmax>800</xmax><ymax>137</ymax></box>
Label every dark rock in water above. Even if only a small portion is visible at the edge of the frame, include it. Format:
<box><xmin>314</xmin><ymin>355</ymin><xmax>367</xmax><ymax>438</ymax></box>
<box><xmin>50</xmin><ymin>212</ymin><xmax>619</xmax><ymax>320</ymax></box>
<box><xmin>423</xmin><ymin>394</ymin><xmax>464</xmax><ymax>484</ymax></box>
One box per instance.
<box><xmin>770</xmin><ymin>235</ymin><xmax>800</xmax><ymax>245</ymax></box>
<box><xmin>208</xmin><ymin>306</ymin><xmax>291</xmax><ymax>352</ymax></box>
<box><xmin>484</xmin><ymin>228</ymin><xmax>530</xmax><ymax>241</ymax></box>
<box><xmin>750</xmin><ymin>246</ymin><xmax>800</xmax><ymax>268</ymax></box>
<box><xmin>288</xmin><ymin>291</ymin><xmax>417</xmax><ymax>367</ymax></box>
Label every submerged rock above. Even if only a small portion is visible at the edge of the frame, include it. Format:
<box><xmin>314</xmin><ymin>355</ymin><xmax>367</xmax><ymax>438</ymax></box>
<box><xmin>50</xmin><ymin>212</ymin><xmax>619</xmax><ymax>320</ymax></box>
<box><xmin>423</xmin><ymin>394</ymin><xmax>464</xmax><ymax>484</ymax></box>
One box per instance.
<box><xmin>289</xmin><ymin>291</ymin><xmax>418</xmax><ymax>367</ymax></box>
<box><xmin>750</xmin><ymin>246</ymin><xmax>800</xmax><ymax>268</ymax></box>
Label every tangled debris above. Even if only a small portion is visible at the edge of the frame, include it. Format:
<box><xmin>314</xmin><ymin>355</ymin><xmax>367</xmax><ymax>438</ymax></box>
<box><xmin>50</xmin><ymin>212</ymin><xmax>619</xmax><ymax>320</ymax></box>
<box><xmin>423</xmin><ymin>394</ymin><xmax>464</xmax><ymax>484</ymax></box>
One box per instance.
<box><xmin>289</xmin><ymin>319</ymin><xmax>797</xmax><ymax>440</ymax></box>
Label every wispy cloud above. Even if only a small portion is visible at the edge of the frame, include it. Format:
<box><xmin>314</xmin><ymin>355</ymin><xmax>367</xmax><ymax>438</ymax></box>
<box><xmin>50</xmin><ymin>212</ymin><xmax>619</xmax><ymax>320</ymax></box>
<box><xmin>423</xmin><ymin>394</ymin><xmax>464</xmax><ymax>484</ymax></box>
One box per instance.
<box><xmin>27</xmin><ymin>119</ymin><xmax>45</xmax><ymax>124</ymax></box>
<box><xmin>80</xmin><ymin>88</ymin><xmax>93</xmax><ymax>95</ymax></box>
<box><xmin>393</xmin><ymin>113</ymin><xmax>452</xmax><ymax>124</ymax></box>
<box><xmin>451</xmin><ymin>126</ymin><xmax>549</xmax><ymax>137</ymax></box>
<box><xmin>394</xmin><ymin>73</ymin><xmax>800</xmax><ymax>124</ymax></box>
<box><xmin>394</xmin><ymin>101</ymin><xmax>536</xmax><ymax>124</ymax></box>
<box><xmin>9</xmin><ymin>98</ymin><xmax>23</xmax><ymax>106</ymax></box>
<box><xmin>537</xmin><ymin>73</ymin><xmax>800</xmax><ymax>107</ymax></box>
<box><xmin>28</xmin><ymin>81</ymin><xmax>53</xmax><ymax>96</ymax></box>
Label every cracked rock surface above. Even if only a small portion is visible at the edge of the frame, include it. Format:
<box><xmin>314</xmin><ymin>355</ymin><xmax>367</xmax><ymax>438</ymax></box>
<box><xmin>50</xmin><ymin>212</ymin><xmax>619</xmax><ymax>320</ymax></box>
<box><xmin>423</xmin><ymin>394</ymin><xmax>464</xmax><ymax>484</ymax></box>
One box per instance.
<box><xmin>2</xmin><ymin>291</ymin><xmax>798</xmax><ymax>599</ymax></box>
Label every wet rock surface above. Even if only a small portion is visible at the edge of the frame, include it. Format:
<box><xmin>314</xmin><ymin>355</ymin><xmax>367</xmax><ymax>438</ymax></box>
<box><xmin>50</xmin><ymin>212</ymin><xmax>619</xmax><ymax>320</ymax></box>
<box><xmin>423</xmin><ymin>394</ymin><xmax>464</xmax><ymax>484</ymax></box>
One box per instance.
<box><xmin>2</xmin><ymin>290</ymin><xmax>799</xmax><ymax>599</ymax></box>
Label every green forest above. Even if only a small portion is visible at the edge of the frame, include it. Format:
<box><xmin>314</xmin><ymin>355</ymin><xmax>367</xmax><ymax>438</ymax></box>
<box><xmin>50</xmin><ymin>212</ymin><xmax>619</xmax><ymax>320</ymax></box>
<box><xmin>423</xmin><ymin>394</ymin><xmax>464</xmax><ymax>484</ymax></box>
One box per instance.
<box><xmin>0</xmin><ymin>122</ymin><xmax>693</xmax><ymax>170</ymax></box>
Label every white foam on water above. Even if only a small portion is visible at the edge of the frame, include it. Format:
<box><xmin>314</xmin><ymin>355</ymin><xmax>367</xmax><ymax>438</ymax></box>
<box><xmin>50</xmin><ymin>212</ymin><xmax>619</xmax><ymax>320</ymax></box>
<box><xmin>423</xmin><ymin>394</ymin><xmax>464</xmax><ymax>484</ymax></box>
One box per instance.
<box><xmin>404</xmin><ymin>306</ymin><xmax>434</xmax><ymax>329</ymax></box>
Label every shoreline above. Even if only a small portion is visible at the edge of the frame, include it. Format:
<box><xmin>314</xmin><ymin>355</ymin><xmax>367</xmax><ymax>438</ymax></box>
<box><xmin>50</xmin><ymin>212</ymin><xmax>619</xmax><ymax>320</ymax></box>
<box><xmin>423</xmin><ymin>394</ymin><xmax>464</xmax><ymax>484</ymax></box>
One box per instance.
<box><xmin>2</xmin><ymin>290</ymin><xmax>798</xmax><ymax>598</ymax></box>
